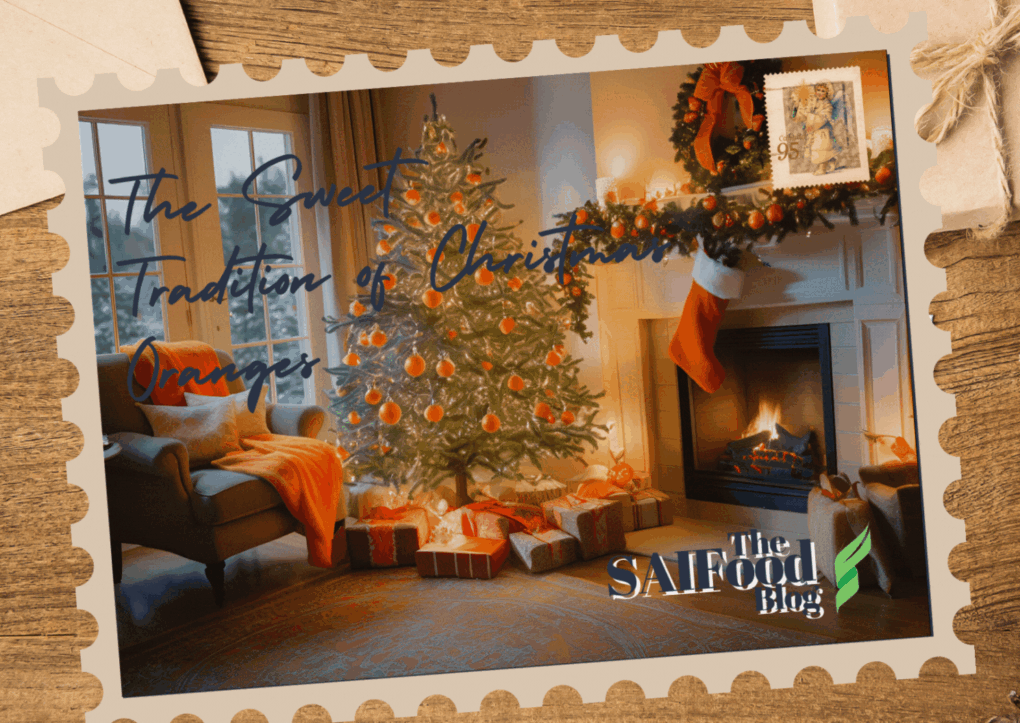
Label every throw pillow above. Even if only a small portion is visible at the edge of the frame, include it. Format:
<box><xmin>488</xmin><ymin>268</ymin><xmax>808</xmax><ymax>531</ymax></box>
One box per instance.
<box><xmin>137</xmin><ymin>400</ymin><xmax>240</xmax><ymax>468</ymax></box>
<box><xmin>185</xmin><ymin>388</ymin><xmax>270</xmax><ymax>439</ymax></box>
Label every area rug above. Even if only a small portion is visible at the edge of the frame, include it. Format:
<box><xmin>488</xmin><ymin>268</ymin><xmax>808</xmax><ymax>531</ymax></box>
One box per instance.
<box><xmin>120</xmin><ymin>565</ymin><xmax>828</xmax><ymax>696</ymax></box>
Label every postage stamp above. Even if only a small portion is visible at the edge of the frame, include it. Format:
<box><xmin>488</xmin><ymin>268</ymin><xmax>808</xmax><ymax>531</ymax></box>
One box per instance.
<box><xmin>40</xmin><ymin>14</ymin><xmax>970</xmax><ymax>723</ymax></box>
<box><xmin>764</xmin><ymin>66</ymin><xmax>871</xmax><ymax>189</ymax></box>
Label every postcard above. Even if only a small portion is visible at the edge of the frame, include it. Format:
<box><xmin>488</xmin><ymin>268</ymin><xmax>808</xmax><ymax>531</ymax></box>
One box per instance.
<box><xmin>43</xmin><ymin>15</ymin><xmax>971</xmax><ymax>722</ymax></box>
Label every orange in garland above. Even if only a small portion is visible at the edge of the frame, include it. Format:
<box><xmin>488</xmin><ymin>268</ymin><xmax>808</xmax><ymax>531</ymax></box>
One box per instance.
<box><xmin>766</xmin><ymin>203</ymin><xmax>784</xmax><ymax>224</ymax></box>
<box><xmin>424</xmin><ymin>404</ymin><xmax>444</xmax><ymax>422</ymax></box>
<box><xmin>365</xmin><ymin>387</ymin><xmax>383</xmax><ymax>405</ymax></box>
<box><xmin>507</xmin><ymin>374</ymin><xmax>525</xmax><ymax>391</ymax></box>
<box><xmin>875</xmin><ymin>165</ymin><xmax>893</xmax><ymax>185</ymax></box>
<box><xmin>422</xmin><ymin>289</ymin><xmax>443</xmax><ymax>308</ymax></box>
<box><xmin>702</xmin><ymin>196</ymin><xmax>718</xmax><ymax>211</ymax></box>
<box><xmin>634</xmin><ymin>215</ymin><xmax>649</xmax><ymax>230</ymax></box>
<box><xmin>611</xmin><ymin>221</ymin><xmax>625</xmax><ymax>239</ymax></box>
<box><xmin>481</xmin><ymin>413</ymin><xmax>501</xmax><ymax>433</ymax></box>
<box><xmin>404</xmin><ymin>354</ymin><xmax>426</xmax><ymax>377</ymax></box>
<box><xmin>475</xmin><ymin>267</ymin><xmax>494</xmax><ymax>286</ymax></box>
<box><xmin>436</xmin><ymin>359</ymin><xmax>455</xmax><ymax>378</ymax></box>
<box><xmin>748</xmin><ymin>210</ymin><xmax>765</xmax><ymax>229</ymax></box>
<box><xmin>379</xmin><ymin>401</ymin><xmax>402</xmax><ymax>425</ymax></box>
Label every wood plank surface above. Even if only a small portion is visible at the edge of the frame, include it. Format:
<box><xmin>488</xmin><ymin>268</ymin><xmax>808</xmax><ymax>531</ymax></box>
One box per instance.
<box><xmin>2</xmin><ymin>1</ymin><xmax>1018</xmax><ymax>721</ymax></box>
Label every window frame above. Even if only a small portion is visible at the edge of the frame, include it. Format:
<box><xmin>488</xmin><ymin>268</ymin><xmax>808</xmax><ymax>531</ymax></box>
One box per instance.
<box><xmin>179</xmin><ymin>103</ymin><xmax>327</xmax><ymax>407</ymax></box>
<box><xmin>78</xmin><ymin>106</ymin><xmax>192</xmax><ymax>351</ymax></box>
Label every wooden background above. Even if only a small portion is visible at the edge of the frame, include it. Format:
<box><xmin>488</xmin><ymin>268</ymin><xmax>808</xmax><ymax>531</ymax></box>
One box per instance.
<box><xmin>2</xmin><ymin>0</ymin><xmax>1018</xmax><ymax>721</ymax></box>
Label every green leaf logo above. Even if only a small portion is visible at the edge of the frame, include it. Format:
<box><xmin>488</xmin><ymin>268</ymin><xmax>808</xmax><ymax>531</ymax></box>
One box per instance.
<box><xmin>834</xmin><ymin>525</ymin><xmax>871</xmax><ymax>611</ymax></box>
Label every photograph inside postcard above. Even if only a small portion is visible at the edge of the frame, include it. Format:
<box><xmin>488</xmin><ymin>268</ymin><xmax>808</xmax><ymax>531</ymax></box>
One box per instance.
<box><xmin>78</xmin><ymin>49</ymin><xmax>930</xmax><ymax>697</ymax></box>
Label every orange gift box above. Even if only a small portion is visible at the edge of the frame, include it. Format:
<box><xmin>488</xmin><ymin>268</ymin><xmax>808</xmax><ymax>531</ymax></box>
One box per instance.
<box><xmin>415</xmin><ymin>535</ymin><xmax>510</xmax><ymax>579</ymax></box>
<box><xmin>347</xmin><ymin>507</ymin><xmax>432</xmax><ymax>569</ymax></box>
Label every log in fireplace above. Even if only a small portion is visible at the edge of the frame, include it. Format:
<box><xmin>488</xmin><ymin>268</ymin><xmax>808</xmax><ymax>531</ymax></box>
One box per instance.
<box><xmin>677</xmin><ymin>323</ymin><xmax>837</xmax><ymax>513</ymax></box>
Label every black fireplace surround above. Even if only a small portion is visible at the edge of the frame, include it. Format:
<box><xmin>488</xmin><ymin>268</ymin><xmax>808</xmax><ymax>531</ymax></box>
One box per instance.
<box><xmin>676</xmin><ymin>323</ymin><xmax>837</xmax><ymax>514</ymax></box>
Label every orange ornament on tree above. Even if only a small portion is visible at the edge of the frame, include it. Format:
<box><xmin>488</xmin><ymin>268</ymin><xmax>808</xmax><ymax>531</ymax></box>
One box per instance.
<box><xmin>508</xmin><ymin>277</ymin><xmax>523</xmax><ymax>291</ymax></box>
<box><xmin>575</xmin><ymin>208</ymin><xmax>587</xmax><ymax>223</ymax></box>
<box><xmin>875</xmin><ymin>165</ymin><xmax>893</xmax><ymax>185</ymax></box>
<box><xmin>559</xmin><ymin>273</ymin><xmax>572</xmax><ymax>285</ymax></box>
<box><xmin>426</xmin><ymin>211</ymin><xmax>442</xmax><ymax>226</ymax></box>
<box><xmin>365</xmin><ymin>387</ymin><xmax>383</xmax><ymax>405</ymax></box>
<box><xmin>358</xmin><ymin>331</ymin><xmax>370</xmax><ymax>347</ymax></box>
<box><xmin>379</xmin><ymin>401</ymin><xmax>402</xmax><ymax>425</ymax></box>
<box><xmin>475</xmin><ymin>267</ymin><xmax>494</xmax><ymax>286</ymax></box>
<box><xmin>545</xmin><ymin>350</ymin><xmax>563</xmax><ymax>367</ymax></box>
<box><xmin>404</xmin><ymin>354</ymin><xmax>426</xmax><ymax>377</ymax></box>
<box><xmin>611</xmin><ymin>221</ymin><xmax>625</xmax><ymax>238</ymax></box>
<box><xmin>376</xmin><ymin>239</ymin><xmax>391</xmax><ymax>255</ymax></box>
<box><xmin>337</xmin><ymin>444</ymin><xmax>350</xmax><ymax>461</ymax></box>
<box><xmin>467</xmin><ymin>223</ymin><xmax>481</xmax><ymax>240</ymax></box>
<box><xmin>449</xmin><ymin>191</ymin><xmax>463</xmax><ymax>203</ymax></box>
<box><xmin>350</xmin><ymin>300</ymin><xmax>366</xmax><ymax>317</ymax></box>
<box><xmin>712</xmin><ymin>211</ymin><xmax>726</xmax><ymax>229</ymax></box>
<box><xmin>424</xmin><ymin>404</ymin><xmax>445</xmax><ymax>422</ymax></box>
<box><xmin>370</xmin><ymin>329</ymin><xmax>388</xmax><ymax>347</ymax></box>
<box><xmin>534</xmin><ymin>402</ymin><xmax>552</xmax><ymax>419</ymax></box>
<box><xmin>544</xmin><ymin>413</ymin><xmax>556</xmax><ymax>424</ymax></box>
<box><xmin>382</xmin><ymin>273</ymin><xmax>396</xmax><ymax>291</ymax></box>
<box><xmin>702</xmin><ymin>195</ymin><xmax>718</xmax><ymax>211</ymax></box>
<box><xmin>467</xmin><ymin>173</ymin><xmax>482</xmax><ymax>185</ymax></box>
<box><xmin>481</xmin><ymin>361</ymin><xmax>493</xmax><ymax>371</ymax></box>
<box><xmin>507</xmin><ymin>374</ymin><xmax>525</xmax><ymax>391</ymax></box>
<box><xmin>426</xmin><ymin>248</ymin><xmax>445</xmax><ymax>263</ymax></box>
<box><xmin>343</xmin><ymin>352</ymin><xmax>361</xmax><ymax>366</ymax></box>
<box><xmin>499</xmin><ymin>317</ymin><xmax>516</xmax><ymax>334</ymax></box>
<box><xmin>634</xmin><ymin>215</ymin><xmax>649</xmax><ymax>230</ymax></box>
<box><xmin>447</xmin><ymin>329</ymin><xmax>457</xmax><ymax>339</ymax></box>
<box><xmin>544</xmin><ymin>388</ymin><xmax>555</xmax><ymax>398</ymax></box>
<box><xmin>561</xmin><ymin>410</ymin><xmax>575</xmax><ymax>425</ymax></box>
<box><xmin>422</xmin><ymin>289</ymin><xmax>443</xmax><ymax>308</ymax></box>
<box><xmin>481</xmin><ymin>414</ymin><xmax>501</xmax><ymax>433</ymax></box>
<box><xmin>347</xmin><ymin>411</ymin><xmax>361</xmax><ymax>425</ymax></box>
<box><xmin>382</xmin><ymin>224</ymin><xmax>396</xmax><ymax>235</ymax></box>
<box><xmin>435</xmin><ymin>141</ymin><xmax>448</xmax><ymax>155</ymax></box>
<box><xmin>748</xmin><ymin>210</ymin><xmax>765</xmax><ymax>230</ymax></box>
<box><xmin>766</xmin><ymin>204</ymin><xmax>784</xmax><ymax>224</ymax></box>
<box><xmin>684</xmin><ymin>111</ymin><xmax>698</xmax><ymax>123</ymax></box>
<box><xmin>407</xmin><ymin>216</ymin><xmax>421</xmax><ymax>228</ymax></box>
<box><xmin>436</xmin><ymin>359</ymin><xmax>456</xmax><ymax>378</ymax></box>
<box><xmin>404</xmin><ymin>189</ymin><xmax>420</xmax><ymax>205</ymax></box>
<box><xmin>571</xmin><ymin>287</ymin><xmax>582</xmax><ymax>297</ymax></box>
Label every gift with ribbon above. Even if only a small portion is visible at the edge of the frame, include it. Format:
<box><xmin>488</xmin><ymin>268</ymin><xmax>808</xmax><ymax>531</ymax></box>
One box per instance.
<box><xmin>692</xmin><ymin>61</ymin><xmax>758</xmax><ymax>174</ymax></box>
<box><xmin>630</xmin><ymin>488</ymin><xmax>675</xmax><ymax>530</ymax></box>
<box><xmin>574</xmin><ymin>480</ymin><xmax>635</xmax><ymax>533</ymax></box>
<box><xmin>347</xmin><ymin>505</ymin><xmax>433</xmax><ymax>569</ymax></box>
<box><xmin>415</xmin><ymin>534</ymin><xmax>511</xmax><ymax>580</ymax></box>
<box><xmin>509</xmin><ymin>528</ymin><xmax>579</xmax><ymax>573</ymax></box>
<box><xmin>429</xmin><ymin>504</ymin><xmax>511</xmax><ymax>545</ymax></box>
<box><xmin>541</xmin><ymin>494</ymin><xmax>626</xmax><ymax>560</ymax></box>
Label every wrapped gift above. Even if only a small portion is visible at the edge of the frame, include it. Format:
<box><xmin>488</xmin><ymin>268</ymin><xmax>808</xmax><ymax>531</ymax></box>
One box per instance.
<box><xmin>813</xmin><ymin>0</ymin><xmax>1019</xmax><ymax>232</ymax></box>
<box><xmin>415</xmin><ymin>534</ymin><xmax>510</xmax><ymax>579</ymax></box>
<box><xmin>344</xmin><ymin>481</ymin><xmax>403</xmax><ymax>520</ymax></box>
<box><xmin>541</xmin><ymin>495</ymin><xmax>626</xmax><ymax>560</ymax></box>
<box><xmin>631</xmin><ymin>488</ymin><xmax>674</xmax><ymax>530</ymax></box>
<box><xmin>430</xmin><ymin>506</ymin><xmax>510</xmax><ymax>545</ymax></box>
<box><xmin>575</xmin><ymin>480</ymin><xmax>635</xmax><ymax>533</ymax></box>
<box><xmin>347</xmin><ymin>506</ymin><xmax>432</xmax><ymax>569</ymax></box>
<box><xmin>509</xmin><ymin>528</ymin><xmax>579</xmax><ymax>573</ymax></box>
<box><xmin>480</xmin><ymin>475</ymin><xmax>568</xmax><ymax>506</ymax></box>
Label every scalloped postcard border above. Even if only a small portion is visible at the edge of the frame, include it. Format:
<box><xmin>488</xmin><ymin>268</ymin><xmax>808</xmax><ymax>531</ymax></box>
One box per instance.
<box><xmin>41</xmin><ymin>14</ymin><xmax>970</xmax><ymax>723</ymax></box>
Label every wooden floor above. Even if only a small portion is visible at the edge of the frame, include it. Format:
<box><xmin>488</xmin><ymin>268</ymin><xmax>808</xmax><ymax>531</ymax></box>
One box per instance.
<box><xmin>115</xmin><ymin>518</ymin><xmax>931</xmax><ymax>652</ymax></box>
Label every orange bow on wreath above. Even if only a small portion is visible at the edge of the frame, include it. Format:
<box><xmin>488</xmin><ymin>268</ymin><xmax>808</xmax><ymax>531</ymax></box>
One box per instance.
<box><xmin>692</xmin><ymin>62</ymin><xmax>756</xmax><ymax>174</ymax></box>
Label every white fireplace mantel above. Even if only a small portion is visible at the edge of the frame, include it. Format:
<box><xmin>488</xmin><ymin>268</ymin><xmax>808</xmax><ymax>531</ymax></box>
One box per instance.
<box><xmin>592</xmin><ymin>197</ymin><xmax>913</xmax><ymax>498</ymax></box>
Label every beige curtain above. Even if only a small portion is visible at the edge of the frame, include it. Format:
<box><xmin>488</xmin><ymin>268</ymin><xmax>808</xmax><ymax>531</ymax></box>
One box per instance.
<box><xmin>311</xmin><ymin>90</ymin><xmax>388</xmax><ymax>337</ymax></box>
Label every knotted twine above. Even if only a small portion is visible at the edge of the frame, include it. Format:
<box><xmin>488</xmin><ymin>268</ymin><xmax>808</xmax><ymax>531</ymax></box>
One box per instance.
<box><xmin>912</xmin><ymin>0</ymin><xmax>1020</xmax><ymax>239</ymax></box>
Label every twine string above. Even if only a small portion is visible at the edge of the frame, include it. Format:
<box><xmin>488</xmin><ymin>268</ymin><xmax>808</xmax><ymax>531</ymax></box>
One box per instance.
<box><xmin>911</xmin><ymin>0</ymin><xmax>1020</xmax><ymax>238</ymax></box>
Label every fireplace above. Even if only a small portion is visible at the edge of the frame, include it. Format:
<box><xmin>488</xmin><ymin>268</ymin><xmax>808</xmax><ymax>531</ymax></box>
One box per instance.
<box><xmin>677</xmin><ymin>324</ymin><xmax>837</xmax><ymax>513</ymax></box>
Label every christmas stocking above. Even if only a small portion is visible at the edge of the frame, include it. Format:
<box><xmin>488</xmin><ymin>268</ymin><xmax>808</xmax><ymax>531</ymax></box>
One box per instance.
<box><xmin>668</xmin><ymin>246</ymin><xmax>745</xmax><ymax>394</ymax></box>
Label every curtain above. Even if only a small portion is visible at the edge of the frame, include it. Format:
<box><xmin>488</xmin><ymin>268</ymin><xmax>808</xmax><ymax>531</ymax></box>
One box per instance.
<box><xmin>309</xmin><ymin>89</ymin><xmax>387</xmax><ymax>362</ymax></box>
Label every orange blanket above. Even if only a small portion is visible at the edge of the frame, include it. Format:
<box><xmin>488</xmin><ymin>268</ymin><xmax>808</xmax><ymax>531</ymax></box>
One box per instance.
<box><xmin>119</xmin><ymin>339</ymin><xmax>229</xmax><ymax>406</ymax></box>
<box><xmin>213</xmin><ymin>434</ymin><xmax>344</xmax><ymax>568</ymax></box>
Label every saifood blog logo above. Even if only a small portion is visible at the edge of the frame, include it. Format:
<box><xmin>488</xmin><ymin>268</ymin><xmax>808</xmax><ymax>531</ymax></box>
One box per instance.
<box><xmin>607</xmin><ymin>529</ymin><xmax>827</xmax><ymax>619</ymax></box>
<box><xmin>834</xmin><ymin>525</ymin><xmax>871</xmax><ymax>610</ymax></box>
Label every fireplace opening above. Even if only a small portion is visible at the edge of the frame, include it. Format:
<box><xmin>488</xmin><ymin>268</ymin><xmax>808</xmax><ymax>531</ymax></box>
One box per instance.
<box><xmin>677</xmin><ymin>324</ymin><xmax>837</xmax><ymax>513</ymax></box>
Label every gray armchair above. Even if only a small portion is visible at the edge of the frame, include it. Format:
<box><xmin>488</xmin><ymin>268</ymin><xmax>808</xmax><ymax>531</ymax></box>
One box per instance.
<box><xmin>98</xmin><ymin>349</ymin><xmax>327</xmax><ymax>606</ymax></box>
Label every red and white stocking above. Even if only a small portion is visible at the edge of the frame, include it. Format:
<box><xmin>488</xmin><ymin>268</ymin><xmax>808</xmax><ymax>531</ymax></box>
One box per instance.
<box><xmin>668</xmin><ymin>246</ymin><xmax>745</xmax><ymax>394</ymax></box>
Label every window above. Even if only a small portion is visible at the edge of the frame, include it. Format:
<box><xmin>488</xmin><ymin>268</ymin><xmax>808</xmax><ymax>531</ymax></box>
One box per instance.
<box><xmin>209</xmin><ymin>127</ymin><xmax>314</xmax><ymax>404</ymax></box>
<box><xmin>81</xmin><ymin>119</ymin><xmax>167</xmax><ymax>354</ymax></box>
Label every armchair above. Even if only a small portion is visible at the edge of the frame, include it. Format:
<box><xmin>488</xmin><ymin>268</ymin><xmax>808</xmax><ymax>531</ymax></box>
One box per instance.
<box><xmin>97</xmin><ymin>349</ymin><xmax>328</xmax><ymax>606</ymax></box>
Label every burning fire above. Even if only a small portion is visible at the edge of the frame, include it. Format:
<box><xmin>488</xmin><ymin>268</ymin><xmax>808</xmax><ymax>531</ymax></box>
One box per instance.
<box><xmin>743</xmin><ymin>400</ymin><xmax>782</xmax><ymax>440</ymax></box>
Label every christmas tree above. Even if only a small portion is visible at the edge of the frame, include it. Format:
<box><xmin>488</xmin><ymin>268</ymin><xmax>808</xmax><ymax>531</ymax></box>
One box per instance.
<box><xmin>325</xmin><ymin>97</ymin><xmax>604</xmax><ymax>506</ymax></box>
